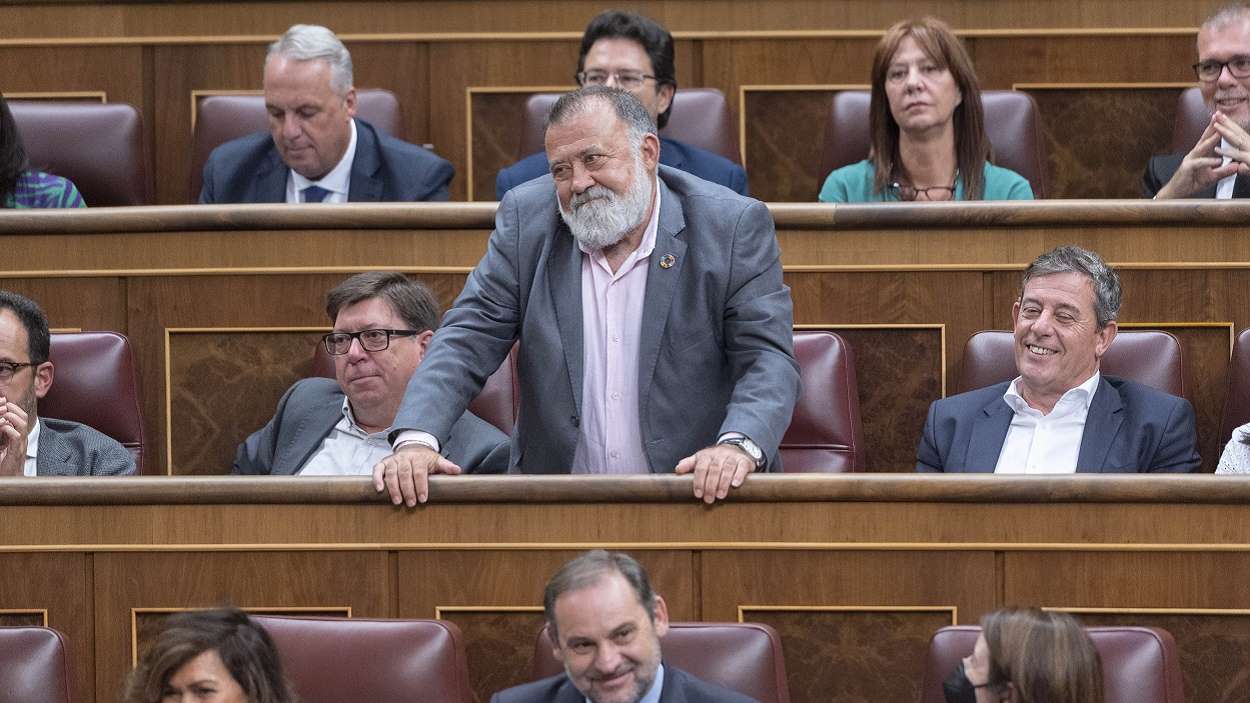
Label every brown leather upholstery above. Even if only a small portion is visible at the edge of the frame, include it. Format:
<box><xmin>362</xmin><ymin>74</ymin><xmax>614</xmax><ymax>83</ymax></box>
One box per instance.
<box><xmin>517</xmin><ymin>88</ymin><xmax>741</xmax><ymax>164</ymax></box>
<box><xmin>955</xmin><ymin>330</ymin><xmax>1184</xmax><ymax>397</ymax></box>
<box><xmin>1170</xmin><ymin>86</ymin><xmax>1209</xmax><ymax>153</ymax></box>
<box><xmin>10</xmin><ymin>100</ymin><xmax>149</xmax><ymax>206</ymax></box>
<box><xmin>919</xmin><ymin>625</ymin><xmax>1185</xmax><ymax>703</ymax></box>
<box><xmin>819</xmin><ymin>90</ymin><xmax>1049</xmax><ymax>198</ymax></box>
<box><xmin>309</xmin><ymin>341</ymin><xmax>519</xmax><ymax>435</ymax></box>
<box><xmin>0</xmin><ymin>626</ymin><xmax>72</xmax><ymax>703</ymax></box>
<box><xmin>531</xmin><ymin>622</ymin><xmax>791</xmax><ymax>703</ymax></box>
<box><xmin>1218</xmin><ymin>327</ymin><xmax>1250</xmax><ymax>447</ymax></box>
<box><xmin>42</xmin><ymin>331</ymin><xmax>147</xmax><ymax>473</ymax></box>
<box><xmin>780</xmin><ymin>331</ymin><xmax>864</xmax><ymax>472</ymax></box>
<box><xmin>253</xmin><ymin>615</ymin><xmax>472</xmax><ymax>703</ymax></box>
<box><xmin>189</xmin><ymin>89</ymin><xmax>404</xmax><ymax>200</ymax></box>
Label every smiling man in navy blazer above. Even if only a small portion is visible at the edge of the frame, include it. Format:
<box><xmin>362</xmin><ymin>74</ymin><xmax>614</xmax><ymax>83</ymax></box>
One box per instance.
<box><xmin>200</xmin><ymin>24</ymin><xmax>453</xmax><ymax>205</ymax></box>
<box><xmin>917</xmin><ymin>245</ymin><xmax>1201</xmax><ymax>474</ymax></box>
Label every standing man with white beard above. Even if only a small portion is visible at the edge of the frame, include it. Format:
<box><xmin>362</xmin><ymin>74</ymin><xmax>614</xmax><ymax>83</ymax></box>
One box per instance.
<box><xmin>374</xmin><ymin>86</ymin><xmax>799</xmax><ymax>506</ymax></box>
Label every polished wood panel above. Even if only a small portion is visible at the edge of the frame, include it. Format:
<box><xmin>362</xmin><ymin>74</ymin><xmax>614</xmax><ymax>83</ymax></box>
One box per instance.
<box><xmin>0</xmin><ymin>553</ymin><xmax>91</xmax><ymax>703</ymax></box>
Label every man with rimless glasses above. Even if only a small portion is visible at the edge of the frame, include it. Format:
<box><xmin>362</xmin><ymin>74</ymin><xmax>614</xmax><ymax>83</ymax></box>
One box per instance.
<box><xmin>0</xmin><ymin>290</ymin><xmax>133</xmax><ymax>476</ymax></box>
<box><xmin>233</xmin><ymin>272</ymin><xmax>508</xmax><ymax>476</ymax></box>
<box><xmin>1146</xmin><ymin>3</ymin><xmax>1250</xmax><ymax>198</ymax></box>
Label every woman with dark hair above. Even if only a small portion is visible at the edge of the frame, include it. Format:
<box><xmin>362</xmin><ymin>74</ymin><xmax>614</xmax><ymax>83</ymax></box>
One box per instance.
<box><xmin>819</xmin><ymin>17</ymin><xmax>1033</xmax><ymax>202</ymax></box>
<box><xmin>943</xmin><ymin>608</ymin><xmax>1103</xmax><ymax>703</ymax></box>
<box><xmin>124</xmin><ymin>608</ymin><xmax>296</xmax><ymax>703</ymax></box>
<box><xmin>0</xmin><ymin>94</ymin><xmax>85</xmax><ymax>208</ymax></box>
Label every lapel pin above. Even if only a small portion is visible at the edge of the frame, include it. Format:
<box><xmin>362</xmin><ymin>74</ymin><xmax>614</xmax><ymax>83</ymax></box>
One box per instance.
<box><xmin>659</xmin><ymin>253</ymin><xmax>676</xmax><ymax>269</ymax></box>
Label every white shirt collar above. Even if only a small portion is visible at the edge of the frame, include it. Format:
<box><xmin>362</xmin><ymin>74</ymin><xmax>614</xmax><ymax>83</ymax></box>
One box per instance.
<box><xmin>1217</xmin><ymin>137</ymin><xmax>1238</xmax><ymax>200</ymax></box>
<box><xmin>1003</xmin><ymin>371</ymin><xmax>1101</xmax><ymax>417</ymax></box>
<box><xmin>23</xmin><ymin>416</ymin><xmax>41</xmax><ymax>477</ymax></box>
<box><xmin>289</xmin><ymin>118</ymin><xmax>357</xmax><ymax>201</ymax></box>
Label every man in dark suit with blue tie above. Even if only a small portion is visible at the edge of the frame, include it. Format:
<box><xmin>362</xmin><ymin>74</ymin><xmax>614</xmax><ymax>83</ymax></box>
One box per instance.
<box><xmin>495</xmin><ymin>10</ymin><xmax>748</xmax><ymax>200</ymax></box>
<box><xmin>200</xmin><ymin>24</ymin><xmax>453</xmax><ymax>204</ymax></box>
<box><xmin>917</xmin><ymin>245</ymin><xmax>1201</xmax><ymax>474</ymax></box>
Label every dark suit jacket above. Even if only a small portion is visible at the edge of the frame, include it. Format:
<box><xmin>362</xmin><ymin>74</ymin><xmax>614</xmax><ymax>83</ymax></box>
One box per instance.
<box><xmin>490</xmin><ymin>665</ymin><xmax>759</xmax><ymax>703</ymax></box>
<box><xmin>495</xmin><ymin>136</ymin><xmax>748</xmax><ymax>199</ymax></box>
<box><xmin>916</xmin><ymin>375</ymin><xmax>1201</xmax><ymax>473</ymax></box>
<box><xmin>199</xmin><ymin>118</ymin><xmax>454</xmax><ymax>203</ymax></box>
<box><xmin>36</xmin><ymin>417</ymin><xmax>136</xmax><ymax>476</ymax></box>
<box><xmin>1142</xmin><ymin>151</ymin><xmax>1250</xmax><ymax>198</ymax></box>
<box><xmin>232</xmin><ymin>377</ymin><xmax>509</xmax><ymax>475</ymax></box>
<box><xmin>395</xmin><ymin>165</ymin><xmax>799</xmax><ymax>474</ymax></box>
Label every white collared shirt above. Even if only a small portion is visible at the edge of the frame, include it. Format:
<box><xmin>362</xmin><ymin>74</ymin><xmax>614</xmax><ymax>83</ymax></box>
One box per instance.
<box><xmin>286</xmin><ymin>119</ymin><xmax>358</xmax><ymax>204</ymax></box>
<box><xmin>994</xmin><ymin>372</ymin><xmax>1101</xmax><ymax>474</ymax></box>
<box><xmin>297</xmin><ymin>397</ymin><xmax>393</xmax><ymax>475</ymax></box>
<box><xmin>1217</xmin><ymin>137</ymin><xmax>1238</xmax><ymax>199</ymax></box>
<box><xmin>22</xmin><ymin>417</ymin><xmax>40</xmax><ymax>477</ymax></box>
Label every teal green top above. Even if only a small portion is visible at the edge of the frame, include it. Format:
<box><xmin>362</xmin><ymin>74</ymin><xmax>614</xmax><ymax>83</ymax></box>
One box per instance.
<box><xmin>818</xmin><ymin>159</ymin><xmax>1034</xmax><ymax>202</ymax></box>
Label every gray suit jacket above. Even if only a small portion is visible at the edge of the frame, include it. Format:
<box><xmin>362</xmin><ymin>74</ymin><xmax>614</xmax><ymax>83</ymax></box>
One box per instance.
<box><xmin>490</xmin><ymin>665</ymin><xmax>759</xmax><ymax>703</ymax></box>
<box><xmin>232</xmin><ymin>378</ymin><xmax>509</xmax><ymax>475</ymax></box>
<box><xmin>36</xmin><ymin>417</ymin><xmax>136</xmax><ymax>476</ymax></box>
<box><xmin>199</xmin><ymin>118</ymin><xmax>454</xmax><ymax>203</ymax></box>
<box><xmin>393</xmin><ymin>165</ymin><xmax>799</xmax><ymax>473</ymax></box>
<box><xmin>916</xmin><ymin>375</ymin><xmax>1202</xmax><ymax>473</ymax></box>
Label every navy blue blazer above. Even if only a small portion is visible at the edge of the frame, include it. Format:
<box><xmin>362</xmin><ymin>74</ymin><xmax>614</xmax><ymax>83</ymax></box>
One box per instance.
<box><xmin>490</xmin><ymin>665</ymin><xmax>759</xmax><ymax>703</ymax></box>
<box><xmin>199</xmin><ymin>118</ymin><xmax>454</xmax><ymax>203</ymax></box>
<box><xmin>495</xmin><ymin>136</ymin><xmax>748</xmax><ymax>200</ymax></box>
<box><xmin>916</xmin><ymin>375</ymin><xmax>1201</xmax><ymax>473</ymax></box>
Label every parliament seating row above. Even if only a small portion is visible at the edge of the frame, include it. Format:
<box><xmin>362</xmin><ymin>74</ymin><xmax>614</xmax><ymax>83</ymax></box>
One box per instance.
<box><xmin>0</xmin><ymin>617</ymin><xmax>1185</xmax><ymax>703</ymax></box>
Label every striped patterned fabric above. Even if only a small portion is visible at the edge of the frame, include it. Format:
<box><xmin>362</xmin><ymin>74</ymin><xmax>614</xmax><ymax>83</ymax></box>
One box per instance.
<box><xmin>4</xmin><ymin>170</ymin><xmax>86</xmax><ymax>208</ymax></box>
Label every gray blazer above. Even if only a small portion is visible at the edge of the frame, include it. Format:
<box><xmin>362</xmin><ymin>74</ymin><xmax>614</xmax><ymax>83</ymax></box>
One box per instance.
<box><xmin>393</xmin><ymin>165</ymin><xmax>800</xmax><ymax>473</ymax></box>
<box><xmin>36</xmin><ymin>417</ymin><xmax>136</xmax><ymax>476</ymax></box>
<box><xmin>916</xmin><ymin>375</ymin><xmax>1202</xmax><ymax>473</ymax></box>
<box><xmin>233</xmin><ymin>378</ymin><xmax>509</xmax><ymax>475</ymax></box>
<box><xmin>490</xmin><ymin>665</ymin><xmax>758</xmax><ymax>703</ymax></box>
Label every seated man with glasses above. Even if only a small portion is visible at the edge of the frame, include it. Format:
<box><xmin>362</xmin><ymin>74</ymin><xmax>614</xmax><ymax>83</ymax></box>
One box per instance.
<box><xmin>233</xmin><ymin>272</ymin><xmax>508</xmax><ymax>476</ymax></box>
<box><xmin>494</xmin><ymin>10</ymin><xmax>748</xmax><ymax>199</ymax></box>
<box><xmin>1146</xmin><ymin>4</ymin><xmax>1250</xmax><ymax>198</ymax></box>
<box><xmin>0</xmin><ymin>290</ymin><xmax>134</xmax><ymax>476</ymax></box>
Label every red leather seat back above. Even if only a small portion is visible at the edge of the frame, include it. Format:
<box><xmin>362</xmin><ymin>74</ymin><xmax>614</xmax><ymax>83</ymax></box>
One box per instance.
<box><xmin>10</xmin><ymin>100</ymin><xmax>149</xmax><ymax>206</ymax></box>
<box><xmin>517</xmin><ymin>88</ymin><xmax>740</xmax><ymax>164</ymax></box>
<box><xmin>190</xmin><ymin>89</ymin><xmax>404</xmax><ymax>200</ymax></box>
<box><xmin>0</xmin><ymin>626</ymin><xmax>72</xmax><ymax>703</ymax></box>
<box><xmin>42</xmin><ymin>331</ymin><xmax>146</xmax><ymax>472</ymax></box>
<box><xmin>919</xmin><ymin>625</ymin><xmax>1185</xmax><ymax>703</ymax></box>
<box><xmin>1219</xmin><ymin>327</ymin><xmax>1250</xmax><ymax>446</ymax></box>
<box><xmin>1170</xmin><ymin>87</ymin><xmax>1209</xmax><ymax>153</ymax></box>
<box><xmin>309</xmin><ymin>341</ymin><xmax>519</xmax><ymax>435</ymax></box>
<box><xmin>532</xmin><ymin>622</ymin><xmax>791</xmax><ymax>703</ymax></box>
<box><xmin>820</xmin><ymin>90</ymin><xmax>1048</xmax><ymax>198</ymax></box>
<box><xmin>780</xmin><ymin>331</ymin><xmax>864</xmax><ymax>472</ymax></box>
<box><xmin>253</xmin><ymin>616</ymin><xmax>472</xmax><ymax>703</ymax></box>
<box><xmin>956</xmin><ymin>330</ymin><xmax>1184</xmax><ymax>397</ymax></box>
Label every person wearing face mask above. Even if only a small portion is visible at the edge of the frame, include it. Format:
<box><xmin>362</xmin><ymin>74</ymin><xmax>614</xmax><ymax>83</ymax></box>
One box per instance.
<box><xmin>942</xmin><ymin>608</ymin><xmax>1104</xmax><ymax>703</ymax></box>
<box><xmin>819</xmin><ymin>16</ymin><xmax>1033</xmax><ymax>202</ymax></box>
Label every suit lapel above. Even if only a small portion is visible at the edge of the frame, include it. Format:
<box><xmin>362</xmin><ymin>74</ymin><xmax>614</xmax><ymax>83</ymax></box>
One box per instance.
<box><xmin>347</xmin><ymin>120</ymin><xmax>383</xmax><ymax>202</ymax></box>
<box><xmin>547</xmin><ymin>221</ymin><xmax>585</xmax><ymax>420</ymax></box>
<box><xmin>636</xmin><ymin>177</ymin><xmax>687</xmax><ymax>450</ymax></box>
<box><xmin>252</xmin><ymin>149</ymin><xmax>290</xmax><ymax>203</ymax></box>
<box><xmin>276</xmin><ymin>401</ymin><xmax>345</xmax><ymax>475</ymax></box>
<box><xmin>1234</xmin><ymin>174</ymin><xmax>1250</xmax><ymax>199</ymax></box>
<box><xmin>1076</xmin><ymin>376</ymin><xmax>1123</xmax><ymax>472</ymax></box>
<box><xmin>964</xmin><ymin>395</ymin><xmax>1013</xmax><ymax>472</ymax></box>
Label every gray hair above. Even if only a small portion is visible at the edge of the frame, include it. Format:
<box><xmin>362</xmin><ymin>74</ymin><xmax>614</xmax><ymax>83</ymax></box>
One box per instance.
<box><xmin>266</xmin><ymin>24</ymin><xmax>354</xmax><ymax>95</ymax></box>
<box><xmin>1020</xmin><ymin>245</ymin><xmax>1122</xmax><ymax>328</ymax></box>
<box><xmin>545</xmin><ymin>86</ymin><xmax>657</xmax><ymax>150</ymax></box>
<box><xmin>543</xmin><ymin>550</ymin><xmax>657</xmax><ymax>641</ymax></box>
<box><xmin>1204</xmin><ymin>3</ymin><xmax>1250</xmax><ymax>30</ymax></box>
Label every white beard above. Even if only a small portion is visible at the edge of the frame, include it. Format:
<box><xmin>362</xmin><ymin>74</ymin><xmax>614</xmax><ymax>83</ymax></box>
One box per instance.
<box><xmin>558</xmin><ymin>153</ymin><xmax>654</xmax><ymax>251</ymax></box>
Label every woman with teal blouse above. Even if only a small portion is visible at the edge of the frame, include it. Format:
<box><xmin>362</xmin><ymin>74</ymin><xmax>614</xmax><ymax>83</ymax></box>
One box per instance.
<box><xmin>818</xmin><ymin>17</ymin><xmax>1033</xmax><ymax>203</ymax></box>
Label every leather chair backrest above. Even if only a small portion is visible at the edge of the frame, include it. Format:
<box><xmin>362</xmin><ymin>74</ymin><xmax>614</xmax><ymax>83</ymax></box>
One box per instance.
<box><xmin>531</xmin><ymin>622</ymin><xmax>790</xmax><ymax>703</ymax></box>
<box><xmin>919</xmin><ymin>625</ymin><xmax>1185</xmax><ymax>703</ymax></box>
<box><xmin>0</xmin><ymin>626</ymin><xmax>72</xmax><ymax>703</ymax></box>
<box><xmin>780</xmin><ymin>331</ymin><xmax>864</xmax><ymax>472</ymax></box>
<box><xmin>189</xmin><ymin>89</ymin><xmax>404</xmax><ymax>200</ymax></box>
<box><xmin>10</xmin><ymin>100</ymin><xmax>149</xmax><ymax>206</ymax></box>
<box><xmin>820</xmin><ymin>90</ymin><xmax>1048</xmax><ymax>198</ymax></box>
<box><xmin>1170</xmin><ymin>86</ymin><xmax>1209</xmax><ymax>153</ymax></box>
<box><xmin>253</xmin><ymin>616</ymin><xmax>472</xmax><ymax>703</ymax></box>
<box><xmin>309</xmin><ymin>340</ymin><xmax>519</xmax><ymax>435</ymax></box>
<box><xmin>42</xmin><ymin>331</ymin><xmax>146</xmax><ymax>472</ymax></box>
<box><xmin>955</xmin><ymin>330</ymin><xmax>1184</xmax><ymax>397</ymax></box>
<box><xmin>517</xmin><ymin>88</ymin><xmax>741</xmax><ymax>164</ymax></box>
<box><xmin>1219</xmin><ymin>327</ymin><xmax>1250</xmax><ymax>447</ymax></box>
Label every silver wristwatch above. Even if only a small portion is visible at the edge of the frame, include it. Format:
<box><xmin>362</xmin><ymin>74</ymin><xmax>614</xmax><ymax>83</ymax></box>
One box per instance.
<box><xmin>719</xmin><ymin>435</ymin><xmax>765</xmax><ymax>468</ymax></box>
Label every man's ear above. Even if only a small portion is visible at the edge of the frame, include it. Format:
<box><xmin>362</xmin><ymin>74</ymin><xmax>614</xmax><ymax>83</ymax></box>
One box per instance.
<box><xmin>641</xmin><ymin>132</ymin><xmax>661</xmax><ymax>171</ymax></box>
<box><xmin>33</xmin><ymin>360</ymin><xmax>53</xmax><ymax>400</ymax></box>
<box><xmin>652</xmin><ymin>594</ymin><xmax>669</xmax><ymax>638</ymax></box>
<box><xmin>413</xmin><ymin>329</ymin><xmax>435</xmax><ymax>364</ymax></box>
<box><xmin>547</xmin><ymin>624</ymin><xmax>564</xmax><ymax>662</ymax></box>
<box><xmin>1093</xmin><ymin>320</ymin><xmax>1118</xmax><ymax>360</ymax></box>
<box><xmin>655</xmin><ymin>83</ymin><xmax>675</xmax><ymax>118</ymax></box>
<box><xmin>343</xmin><ymin>87</ymin><xmax>358</xmax><ymax>118</ymax></box>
